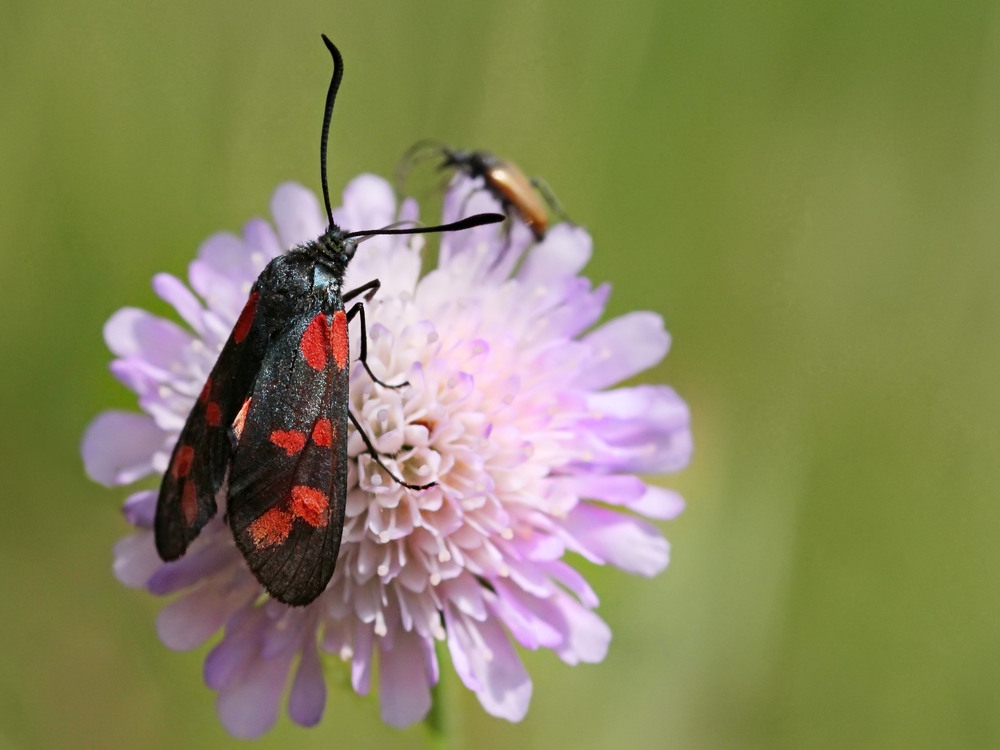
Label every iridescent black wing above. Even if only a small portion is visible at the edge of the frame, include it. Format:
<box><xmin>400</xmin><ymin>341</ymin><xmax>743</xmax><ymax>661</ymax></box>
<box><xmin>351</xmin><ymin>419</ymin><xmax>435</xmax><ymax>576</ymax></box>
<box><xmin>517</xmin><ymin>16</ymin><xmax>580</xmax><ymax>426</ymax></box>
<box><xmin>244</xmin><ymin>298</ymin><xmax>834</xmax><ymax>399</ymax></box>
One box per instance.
<box><xmin>155</xmin><ymin>290</ymin><xmax>265</xmax><ymax>560</ymax></box>
<box><xmin>227</xmin><ymin>303</ymin><xmax>351</xmax><ymax>606</ymax></box>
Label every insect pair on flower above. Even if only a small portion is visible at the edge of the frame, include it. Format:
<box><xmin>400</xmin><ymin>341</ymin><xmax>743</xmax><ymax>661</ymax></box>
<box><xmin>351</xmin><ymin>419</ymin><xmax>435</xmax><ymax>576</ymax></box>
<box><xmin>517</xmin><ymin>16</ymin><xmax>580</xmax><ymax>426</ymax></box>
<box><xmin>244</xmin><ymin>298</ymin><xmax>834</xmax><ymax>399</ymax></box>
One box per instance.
<box><xmin>85</xmin><ymin>33</ymin><xmax>689</xmax><ymax>736</ymax></box>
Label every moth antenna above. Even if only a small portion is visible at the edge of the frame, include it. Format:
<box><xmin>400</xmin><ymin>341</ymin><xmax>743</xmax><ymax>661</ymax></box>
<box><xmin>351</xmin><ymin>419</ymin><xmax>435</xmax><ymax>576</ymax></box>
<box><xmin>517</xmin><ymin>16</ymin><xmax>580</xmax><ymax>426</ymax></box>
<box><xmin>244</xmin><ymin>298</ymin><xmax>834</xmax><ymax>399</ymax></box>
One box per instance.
<box><xmin>346</xmin><ymin>213</ymin><xmax>503</xmax><ymax>240</ymax></box>
<box><xmin>320</xmin><ymin>35</ymin><xmax>344</xmax><ymax>229</ymax></box>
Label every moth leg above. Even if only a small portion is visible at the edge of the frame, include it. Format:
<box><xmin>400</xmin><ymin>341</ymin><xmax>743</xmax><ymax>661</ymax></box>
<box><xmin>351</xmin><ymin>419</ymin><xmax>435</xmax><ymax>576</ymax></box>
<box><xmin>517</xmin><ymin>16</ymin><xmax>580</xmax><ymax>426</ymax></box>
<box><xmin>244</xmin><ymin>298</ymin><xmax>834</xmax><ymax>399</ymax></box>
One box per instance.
<box><xmin>348</xmin><ymin>410</ymin><xmax>436</xmax><ymax>490</ymax></box>
<box><xmin>343</xmin><ymin>278</ymin><xmax>380</xmax><ymax>305</ymax></box>
<box><xmin>346</xmin><ymin>298</ymin><xmax>408</xmax><ymax>389</ymax></box>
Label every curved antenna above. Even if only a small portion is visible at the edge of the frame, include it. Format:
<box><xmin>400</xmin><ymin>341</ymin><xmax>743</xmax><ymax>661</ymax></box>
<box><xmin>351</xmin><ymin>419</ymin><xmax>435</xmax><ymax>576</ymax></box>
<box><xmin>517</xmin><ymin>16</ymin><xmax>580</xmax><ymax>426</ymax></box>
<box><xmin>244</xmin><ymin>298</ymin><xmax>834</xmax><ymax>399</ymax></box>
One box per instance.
<box><xmin>320</xmin><ymin>34</ymin><xmax>344</xmax><ymax>229</ymax></box>
<box><xmin>345</xmin><ymin>212</ymin><xmax>503</xmax><ymax>240</ymax></box>
<box><xmin>394</xmin><ymin>138</ymin><xmax>452</xmax><ymax>196</ymax></box>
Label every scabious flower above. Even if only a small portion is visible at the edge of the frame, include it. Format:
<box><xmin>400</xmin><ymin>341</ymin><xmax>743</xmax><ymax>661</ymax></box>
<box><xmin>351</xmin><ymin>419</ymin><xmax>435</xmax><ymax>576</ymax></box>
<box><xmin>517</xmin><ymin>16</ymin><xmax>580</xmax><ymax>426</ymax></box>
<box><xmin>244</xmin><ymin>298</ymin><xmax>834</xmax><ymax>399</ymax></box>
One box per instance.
<box><xmin>82</xmin><ymin>173</ymin><xmax>691</xmax><ymax>738</ymax></box>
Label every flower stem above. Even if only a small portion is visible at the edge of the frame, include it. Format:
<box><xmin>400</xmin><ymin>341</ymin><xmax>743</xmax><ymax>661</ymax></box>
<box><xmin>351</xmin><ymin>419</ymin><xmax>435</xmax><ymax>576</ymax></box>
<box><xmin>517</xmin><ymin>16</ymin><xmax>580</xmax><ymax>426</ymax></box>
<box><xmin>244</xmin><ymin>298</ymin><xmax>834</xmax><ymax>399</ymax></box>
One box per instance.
<box><xmin>425</xmin><ymin>640</ymin><xmax>454</xmax><ymax>750</ymax></box>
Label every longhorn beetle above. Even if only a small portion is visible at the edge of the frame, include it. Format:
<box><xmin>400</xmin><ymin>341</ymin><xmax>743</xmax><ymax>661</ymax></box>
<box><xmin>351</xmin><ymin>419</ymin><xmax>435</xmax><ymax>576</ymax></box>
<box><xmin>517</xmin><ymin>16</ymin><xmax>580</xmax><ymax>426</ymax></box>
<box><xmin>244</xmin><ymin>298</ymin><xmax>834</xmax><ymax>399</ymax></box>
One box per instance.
<box><xmin>154</xmin><ymin>36</ymin><xmax>502</xmax><ymax>606</ymax></box>
<box><xmin>397</xmin><ymin>140</ymin><xmax>567</xmax><ymax>242</ymax></box>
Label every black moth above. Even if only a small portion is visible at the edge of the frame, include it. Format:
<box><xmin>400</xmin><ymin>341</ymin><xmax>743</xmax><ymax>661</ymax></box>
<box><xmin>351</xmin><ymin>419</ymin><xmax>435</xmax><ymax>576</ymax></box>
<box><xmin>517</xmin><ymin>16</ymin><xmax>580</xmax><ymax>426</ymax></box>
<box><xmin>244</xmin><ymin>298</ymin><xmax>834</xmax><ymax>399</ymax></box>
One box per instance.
<box><xmin>154</xmin><ymin>36</ymin><xmax>502</xmax><ymax>606</ymax></box>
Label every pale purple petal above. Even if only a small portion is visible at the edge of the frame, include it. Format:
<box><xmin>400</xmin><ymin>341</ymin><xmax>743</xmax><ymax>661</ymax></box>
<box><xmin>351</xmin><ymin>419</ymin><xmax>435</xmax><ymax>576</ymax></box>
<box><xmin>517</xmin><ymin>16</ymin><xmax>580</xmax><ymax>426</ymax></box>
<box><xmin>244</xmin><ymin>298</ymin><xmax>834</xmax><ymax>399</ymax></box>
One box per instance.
<box><xmin>82</xmin><ymin>411</ymin><xmax>166</xmax><ymax>485</ymax></box>
<box><xmin>241</xmin><ymin>217</ymin><xmax>283</xmax><ymax>262</ymax></box>
<box><xmin>271</xmin><ymin>182</ymin><xmax>325</xmax><ymax>248</ymax></box>
<box><xmin>112</xmin><ymin>532</ymin><xmax>160</xmax><ymax>587</ymax></box>
<box><xmin>350</xmin><ymin>623</ymin><xmax>374</xmax><ymax>695</ymax></box>
<box><xmin>333</xmin><ymin>174</ymin><xmax>398</xmax><ymax>231</ymax></box>
<box><xmin>146</xmin><ymin>544</ymin><xmax>236</xmax><ymax>595</ymax></box>
<box><xmin>582</xmin><ymin>385</ymin><xmax>692</xmax><ymax>473</ymax></box>
<box><xmin>288</xmin><ymin>634</ymin><xmax>326</xmax><ymax>727</ymax></box>
<box><xmin>575</xmin><ymin>312</ymin><xmax>670</xmax><ymax>390</ymax></box>
<box><xmin>630</xmin><ymin>485</ymin><xmax>686</xmax><ymax>520</ymax></box>
<box><xmin>188</xmin><ymin>233</ymin><xmax>255</xmax><ymax>319</ymax></box>
<box><xmin>216</xmin><ymin>652</ymin><xmax>294</xmax><ymax>739</ymax></box>
<box><xmin>204</xmin><ymin>618</ymin><xmax>258</xmax><ymax>690</ymax></box>
<box><xmin>122</xmin><ymin>490</ymin><xmax>156</xmax><ymax>528</ymax></box>
<box><xmin>153</xmin><ymin>273</ymin><xmax>207</xmax><ymax>336</ymax></box>
<box><xmin>539</xmin><ymin>560</ymin><xmax>600</xmax><ymax>608</ymax></box>
<box><xmin>446</xmin><ymin>608</ymin><xmax>532</xmax><ymax>721</ymax></box>
<box><xmin>548</xmin><ymin>593</ymin><xmax>611</xmax><ymax>665</ymax></box>
<box><xmin>378</xmin><ymin>629</ymin><xmax>432</xmax><ymax>727</ymax></box>
<box><xmin>104</xmin><ymin>307</ymin><xmax>194</xmax><ymax>370</ymax></box>
<box><xmin>157</xmin><ymin>585</ymin><xmax>239</xmax><ymax>651</ymax></box>
<box><xmin>516</xmin><ymin>224</ymin><xmax>592</xmax><ymax>285</ymax></box>
<box><xmin>490</xmin><ymin>581</ymin><xmax>562</xmax><ymax>649</ymax></box>
<box><xmin>543</xmin><ymin>281</ymin><xmax>610</xmax><ymax>339</ymax></box>
<box><xmin>562</xmin><ymin>504</ymin><xmax>669</xmax><ymax>577</ymax></box>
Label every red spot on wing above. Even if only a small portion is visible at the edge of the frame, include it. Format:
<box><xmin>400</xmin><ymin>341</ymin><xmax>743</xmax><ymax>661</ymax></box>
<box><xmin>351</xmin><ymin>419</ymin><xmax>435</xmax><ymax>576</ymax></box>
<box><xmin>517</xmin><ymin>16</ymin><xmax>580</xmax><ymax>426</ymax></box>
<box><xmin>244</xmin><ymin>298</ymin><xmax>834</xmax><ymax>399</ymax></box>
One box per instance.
<box><xmin>181</xmin><ymin>481</ymin><xmax>198</xmax><ymax>525</ymax></box>
<box><xmin>290</xmin><ymin>486</ymin><xmax>329</xmax><ymax>528</ymax></box>
<box><xmin>269</xmin><ymin>429</ymin><xmax>307</xmax><ymax>455</ymax></box>
<box><xmin>171</xmin><ymin>444</ymin><xmax>195</xmax><ymax>478</ymax></box>
<box><xmin>329</xmin><ymin>310</ymin><xmax>349</xmax><ymax>371</ymax></box>
<box><xmin>232</xmin><ymin>397</ymin><xmax>251</xmax><ymax>440</ymax></box>
<box><xmin>205</xmin><ymin>401</ymin><xmax>222</xmax><ymax>427</ymax></box>
<box><xmin>198</xmin><ymin>378</ymin><xmax>212</xmax><ymax>404</ymax></box>
<box><xmin>247</xmin><ymin>508</ymin><xmax>293</xmax><ymax>548</ymax></box>
<box><xmin>311</xmin><ymin>418</ymin><xmax>333</xmax><ymax>447</ymax></box>
<box><xmin>300</xmin><ymin>314</ymin><xmax>329</xmax><ymax>370</ymax></box>
<box><xmin>233</xmin><ymin>291</ymin><xmax>259</xmax><ymax>344</ymax></box>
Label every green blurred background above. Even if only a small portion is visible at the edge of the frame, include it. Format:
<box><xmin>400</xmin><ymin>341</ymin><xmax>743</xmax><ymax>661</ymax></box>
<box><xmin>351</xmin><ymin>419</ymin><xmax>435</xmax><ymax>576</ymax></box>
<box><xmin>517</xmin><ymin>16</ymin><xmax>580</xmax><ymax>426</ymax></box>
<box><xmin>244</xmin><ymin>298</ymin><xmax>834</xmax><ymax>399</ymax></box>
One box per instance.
<box><xmin>3</xmin><ymin>0</ymin><xmax>999</xmax><ymax>747</ymax></box>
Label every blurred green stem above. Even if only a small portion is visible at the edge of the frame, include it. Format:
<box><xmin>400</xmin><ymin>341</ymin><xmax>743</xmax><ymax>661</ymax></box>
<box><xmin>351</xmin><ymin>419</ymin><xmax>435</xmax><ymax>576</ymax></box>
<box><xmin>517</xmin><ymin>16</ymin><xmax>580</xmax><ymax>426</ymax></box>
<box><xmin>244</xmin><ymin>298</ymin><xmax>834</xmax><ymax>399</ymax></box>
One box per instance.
<box><xmin>426</xmin><ymin>640</ymin><xmax>453</xmax><ymax>750</ymax></box>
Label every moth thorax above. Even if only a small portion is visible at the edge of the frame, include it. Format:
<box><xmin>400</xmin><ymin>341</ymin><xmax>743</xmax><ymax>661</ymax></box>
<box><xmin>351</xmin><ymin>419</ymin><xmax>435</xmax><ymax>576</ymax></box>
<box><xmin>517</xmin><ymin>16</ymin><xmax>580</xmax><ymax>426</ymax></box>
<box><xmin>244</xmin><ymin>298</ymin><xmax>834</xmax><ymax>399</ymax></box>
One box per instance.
<box><xmin>317</xmin><ymin>227</ymin><xmax>356</xmax><ymax>266</ymax></box>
